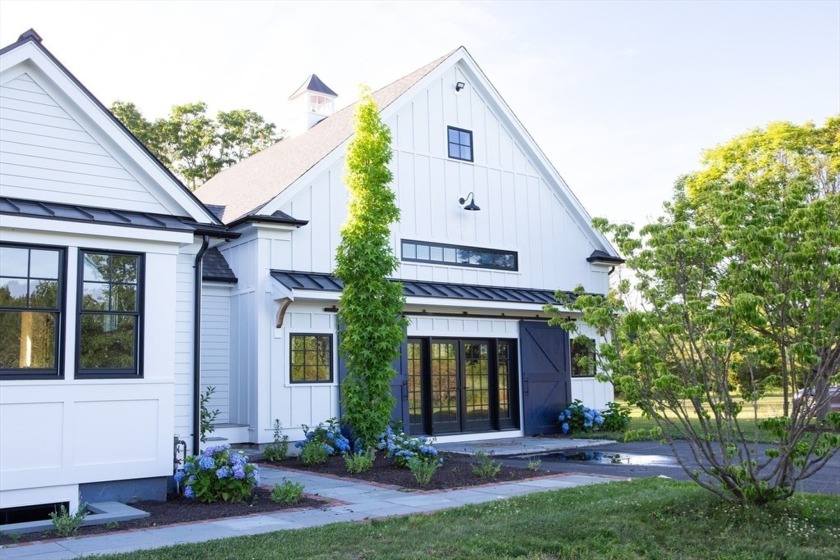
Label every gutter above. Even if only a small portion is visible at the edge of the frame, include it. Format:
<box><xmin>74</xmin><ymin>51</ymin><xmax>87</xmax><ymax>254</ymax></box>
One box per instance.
<box><xmin>192</xmin><ymin>235</ymin><xmax>210</xmax><ymax>454</ymax></box>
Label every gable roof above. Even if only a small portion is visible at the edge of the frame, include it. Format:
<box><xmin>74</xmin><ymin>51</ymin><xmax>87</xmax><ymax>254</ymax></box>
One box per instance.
<box><xmin>289</xmin><ymin>74</ymin><xmax>337</xmax><ymax>99</ymax></box>
<box><xmin>0</xmin><ymin>29</ymin><xmax>224</xmax><ymax>229</ymax></box>
<box><xmin>193</xmin><ymin>50</ymin><xmax>454</xmax><ymax>223</ymax></box>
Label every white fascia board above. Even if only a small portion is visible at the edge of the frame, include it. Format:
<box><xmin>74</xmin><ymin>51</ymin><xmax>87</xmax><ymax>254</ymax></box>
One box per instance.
<box><xmin>0</xmin><ymin>42</ymin><xmax>220</xmax><ymax>226</ymax></box>
<box><xmin>0</xmin><ymin>215</ymin><xmax>194</xmax><ymax>245</ymax></box>
<box><xmin>404</xmin><ymin>296</ymin><xmax>573</xmax><ymax>315</ymax></box>
<box><xmin>289</xmin><ymin>290</ymin><xmax>341</xmax><ymax>302</ymax></box>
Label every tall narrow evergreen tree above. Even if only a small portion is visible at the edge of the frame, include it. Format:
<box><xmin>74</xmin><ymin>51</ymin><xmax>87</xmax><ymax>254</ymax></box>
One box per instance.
<box><xmin>335</xmin><ymin>88</ymin><xmax>407</xmax><ymax>450</ymax></box>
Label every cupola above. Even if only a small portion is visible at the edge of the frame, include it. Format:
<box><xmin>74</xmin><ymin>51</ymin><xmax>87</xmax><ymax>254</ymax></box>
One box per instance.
<box><xmin>289</xmin><ymin>74</ymin><xmax>338</xmax><ymax>134</ymax></box>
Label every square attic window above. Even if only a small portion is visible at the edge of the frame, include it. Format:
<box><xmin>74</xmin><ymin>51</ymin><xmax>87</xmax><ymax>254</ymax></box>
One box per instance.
<box><xmin>447</xmin><ymin>127</ymin><xmax>473</xmax><ymax>162</ymax></box>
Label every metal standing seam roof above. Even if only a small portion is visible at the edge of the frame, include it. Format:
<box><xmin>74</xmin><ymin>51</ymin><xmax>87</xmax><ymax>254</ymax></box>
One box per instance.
<box><xmin>0</xmin><ymin>196</ymin><xmax>236</xmax><ymax>237</ymax></box>
<box><xmin>270</xmin><ymin>270</ymin><xmax>571</xmax><ymax>305</ymax></box>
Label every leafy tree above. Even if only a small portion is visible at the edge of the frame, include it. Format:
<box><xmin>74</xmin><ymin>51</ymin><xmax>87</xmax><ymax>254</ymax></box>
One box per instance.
<box><xmin>549</xmin><ymin>116</ymin><xmax>840</xmax><ymax>505</ymax></box>
<box><xmin>335</xmin><ymin>88</ymin><xmax>407</xmax><ymax>451</ymax></box>
<box><xmin>110</xmin><ymin>101</ymin><xmax>283</xmax><ymax>189</ymax></box>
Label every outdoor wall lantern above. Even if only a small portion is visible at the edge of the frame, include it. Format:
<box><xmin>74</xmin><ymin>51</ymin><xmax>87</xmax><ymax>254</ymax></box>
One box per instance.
<box><xmin>459</xmin><ymin>192</ymin><xmax>480</xmax><ymax>211</ymax></box>
<box><xmin>455</xmin><ymin>81</ymin><xmax>466</xmax><ymax>92</ymax></box>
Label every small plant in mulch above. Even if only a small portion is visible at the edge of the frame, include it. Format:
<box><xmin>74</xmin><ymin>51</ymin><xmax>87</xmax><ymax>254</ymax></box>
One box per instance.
<box><xmin>527</xmin><ymin>457</ymin><xmax>543</xmax><ymax>471</ymax></box>
<box><xmin>407</xmin><ymin>455</ymin><xmax>442</xmax><ymax>486</ymax></box>
<box><xmin>296</xmin><ymin>418</ymin><xmax>351</xmax><ymax>465</ymax></box>
<box><xmin>377</xmin><ymin>425</ymin><xmax>441</xmax><ymax>467</ymax></box>
<box><xmin>271</xmin><ymin>480</ymin><xmax>305</xmax><ymax>505</ymax></box>
<box><xmin>344</xmin><ymin>449</ymin><xmax>375</xmax><ymax>473</ymax></box>
<box><xmin>49</xmin><ymin>503</ymin><xmax>88</xmax><ymax>537</ymax></box>
<box><xmin>472</xmin><ymin>451</ymin><xmax>502</xmax><ymax>479</ymax></box>
<box><xmin>263</xmin><ymin>419</ymin><xmax>290</xmax><ymax>462</ymax></box>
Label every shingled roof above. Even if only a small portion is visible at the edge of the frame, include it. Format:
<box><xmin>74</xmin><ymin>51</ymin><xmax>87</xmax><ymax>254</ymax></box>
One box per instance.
<box><xmin>194</xmin><ymin>50</ymin><xmax>456</xmax><ymax>224</ymax></box>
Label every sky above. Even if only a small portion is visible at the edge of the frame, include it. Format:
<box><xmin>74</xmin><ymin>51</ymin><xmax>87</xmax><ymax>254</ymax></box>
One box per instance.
<box><xmin>1</xmin><ymin>0</ymin><xmax>838</xmax><ymax>228</ymax></box>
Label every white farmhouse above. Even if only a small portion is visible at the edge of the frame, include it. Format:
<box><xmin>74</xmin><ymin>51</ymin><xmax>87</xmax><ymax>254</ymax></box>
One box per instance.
<box><xmin>194</xmin><ymin>46</ymin><xmax>622</xmax><ymax>446</ymax></box>
<box><xmin>0</xmin><ymin>32</ymin><xmax>621</xmax><ymax>521</ymax></box>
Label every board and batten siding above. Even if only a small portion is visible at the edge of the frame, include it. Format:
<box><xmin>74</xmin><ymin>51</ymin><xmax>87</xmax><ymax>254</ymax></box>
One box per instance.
<box><xmin>276</xmin><ymin>62</ymin><xmax>606</xmax><ymax>295</ymax></box>
<box><xmin>269</xmin><ymin>302</ymin><xmax>340</xmax><ymax>443</ymax></box>
<box><xmin>200</xmin><ymin>284</ymin><xmax>233</xmax><ymax>424</ymax></box>
<box><xmin>0</xmin><ymin>72</ymin><xmax>171</xmax><ymax>214</ymax></box>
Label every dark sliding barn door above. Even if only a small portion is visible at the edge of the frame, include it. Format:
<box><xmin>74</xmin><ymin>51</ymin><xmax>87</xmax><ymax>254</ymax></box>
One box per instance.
<box><xmin>519</xmin><ymin>321</ymin><xmax>570</xmax><ymax>435</ymax></box>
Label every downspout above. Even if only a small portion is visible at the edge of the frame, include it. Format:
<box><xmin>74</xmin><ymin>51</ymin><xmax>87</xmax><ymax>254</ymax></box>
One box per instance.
<box><xmin>192</xmin><ymin>235</ymin><xmax>210</xmax><ymax>455</ymax></box>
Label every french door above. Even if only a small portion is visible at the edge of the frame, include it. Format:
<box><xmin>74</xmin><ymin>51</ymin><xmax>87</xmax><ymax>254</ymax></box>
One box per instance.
<box><xmin>407</xmin><ymin>338</ymin><xmax>518</xmax><ymax>435</ymax></box>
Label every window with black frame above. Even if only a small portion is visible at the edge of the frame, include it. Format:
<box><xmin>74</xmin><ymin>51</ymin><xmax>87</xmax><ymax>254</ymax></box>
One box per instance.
<box><xmin>77</xmin><ymin>251</ymin><xmax>142</xmax><ymax>377</ymax></box>
<box><xmin>0</xmin><ymin>244</ymin><xmax>63</xmax><ymax>377</ymax></box>
<box><xmin>447</xmin><ymin>126</ymin><xmax>473</xmax><ymax>161</ymax></box>
<box><xmin>570</xmin><ymin>337</ymin><xmax>597</xmax><ymax>377</ymax></box>
<box><xmin>290</xmin><ymin>333</ymin><xmax>333</xmax><ymax>383</ymax></box>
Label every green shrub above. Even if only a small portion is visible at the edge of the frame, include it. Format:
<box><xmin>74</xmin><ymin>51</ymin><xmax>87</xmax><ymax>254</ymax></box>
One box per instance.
<box><xmin>300</xmin><ymin>441</ymin><xmax>329</xmax><ymax>465</ymax></box>
<box><xmin>271</xmin><ymin>480</ymin><xmax>304</xmax><ymax>505</ymax></box>
<box><xmin>49</xmin><ymin>503</ymin><xmax>87</xmax><ymax>537</ymax></box>
<box><xmin>344</xmin><ymin>450</ymin><xmax>375</xmax><ymax>473</ymax></box>
<box><xmin>601</xmin><ymin>401</ymin><xmax>632</xmax><ymax>432</ymax></box>
<box><xmin>407</xmin><ymin>456</ymin><xmax>441</xmax><ymax>486</ymax></box>
<box><xmin>527</xmin><ymin>457</ymin><xmax>542</xmax><ymax>471</ymax></box>
<box><xmin>175</xmin><ymin>444</ymin><xmax>259</xmax><ymax>503</ymax></box>
<box><xmin>558</xmin><ymin>400</ymin><xmax>605</xmax><ymax>433</ymax></box>
<box><xmin>472</xmin><ymin>451</ymin><xmax>501</xmax><ymax>479</ymax></box>
<box><xmin>263</xmin><ymin>419</ymin><xmax>289</xmax><ymax>462</ymax></box>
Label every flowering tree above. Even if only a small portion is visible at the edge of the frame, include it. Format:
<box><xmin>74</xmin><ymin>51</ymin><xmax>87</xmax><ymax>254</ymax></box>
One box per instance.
<box><xmin>550</xmin><ymin>116</ymin><xmax>840</xmax><ymax>504</ymax></box>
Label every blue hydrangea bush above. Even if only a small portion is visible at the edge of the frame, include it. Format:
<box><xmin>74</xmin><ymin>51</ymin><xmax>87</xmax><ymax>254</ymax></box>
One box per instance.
<box><xmin>377</xmin><ymin>425</ymin><xmax>441</xmax><ymax>468</ymax></box>
<box><xmin>174</xmin><ymin>444</ymin><xmax>259</xmax><ymax>503</ymax></box>
<box><xmin>558</xmin><ymin>399</ymin><xmax>605</xmax><ymax>434</ymax></box>
<box><xmin>295</xmin><ymin>417</ymin><xmax>351</xmax><ymax>457</ymax></box>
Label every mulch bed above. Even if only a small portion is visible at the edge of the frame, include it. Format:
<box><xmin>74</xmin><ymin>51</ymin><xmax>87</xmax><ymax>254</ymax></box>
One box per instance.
<box><xmin>1</xmin><ymin>453</ymin><xmax>548</xmax><ymax>546</ymax></box>
<box><xmin>0</xmin><ymin>487</ymin><xmax>327</xmax><ymax>546</ymax></box>
<box><xmin>267</xmin><ymin>452</ymin><xmax>549</xmax><ymax>491</ymax></box>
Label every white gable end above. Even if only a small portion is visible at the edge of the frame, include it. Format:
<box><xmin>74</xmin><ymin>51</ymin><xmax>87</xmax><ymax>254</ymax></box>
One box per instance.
<box><xmin>1</xmin><ymin>72</ymin><xmax>170</xmax><ymax>213</ymax></box>
<box><xmin>0</xmin><ymin>38</ymin><xmax>221</xmax><ymax>224</ymax></box>
<box><xmin>261</xmin><ymin>48</ymin><xmax>616</xmax><ymax>293</ymax></box>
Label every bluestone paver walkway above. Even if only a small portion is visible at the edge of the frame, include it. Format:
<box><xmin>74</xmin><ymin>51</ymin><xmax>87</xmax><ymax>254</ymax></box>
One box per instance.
<box><xmin>0</xmin><ymin>465</ymin><xmax>622</xmax><ymax>559</ymax></box>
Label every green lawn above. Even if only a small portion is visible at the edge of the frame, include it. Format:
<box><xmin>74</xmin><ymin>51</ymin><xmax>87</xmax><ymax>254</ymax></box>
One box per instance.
<box><xmin>589</xmin><ymin>393</ymin><xmax>790</xmax><ymax>442</ymax></box>
<box><xmin>98</xmin><ymin>479</ymin><xmax>840</xmax><ymax>560</ymax></box>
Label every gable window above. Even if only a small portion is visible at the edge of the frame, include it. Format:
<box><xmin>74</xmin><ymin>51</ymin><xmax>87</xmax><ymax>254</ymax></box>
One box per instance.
<box><xmin>447</xmin><ymin>126</ymin><xmax>473</xmax><ymax>161</ymax></box>
<box><xmin>77</xmin><ymin>251</ymin><xmax>142</xmax><ymax>377</ymax></box>
<box><xmin>402</xmin><ymin>240</ymin><xmax>517</xmax><ymax>271</ymax></box>
<box><xmin>571</xmin><ymin>337</ymin><xmax>596</xmax><ymax>377</ymax></box>
<box><xmin>0</xmin><ymin>244</ymin><xmax>63</xmax><ymax>377</ymax></box>
<box><xmin>290</xmin><ymin>334</ymin><xmax>333</xmax><ymax>383</ymax></box>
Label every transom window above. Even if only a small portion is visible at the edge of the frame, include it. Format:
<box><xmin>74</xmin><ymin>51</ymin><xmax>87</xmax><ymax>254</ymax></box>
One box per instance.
<box><xmin>77</xmin><ymin>251</ymin><xmax>142</xmax><ymax>377</ymax></box>
<box><xmin>401</xmin><ymin>240</ymin><xmax>518</xmax><ymax>271</ymax></box>
<box><xmin>447</xmin><ymin>126</ymin><xmax>473</xmax><ymax>161</ymax></box>
<box><xmin>571</xmin><ymin>337</ymin><xmax>596</xmax><ymax>377</ymax></box>
<box><xmin>290</xmin><ymin>334</ymin><xmax>333</xmax><ymax>383</ymax></box>
<box><xmin>0</xmin><ymin>244</ymin><xmax>63</xmax><ymax>377</ymax></box>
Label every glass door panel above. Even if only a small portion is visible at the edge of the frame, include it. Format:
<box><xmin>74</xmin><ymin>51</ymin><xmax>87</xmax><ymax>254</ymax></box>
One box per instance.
<box><xmin>407</xmin><ymin>340</ymin><xmax>424</xmax><ymax>433</ymax></box>
<box><xmin>463</xmin><ymin>341</ymin><xmax>492</xmax><ymax>431</ymax></box>
<box><xmin>430</xmin><ymin>341</ymin><xmax>460</xmax><ymax>433</ymax></box>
